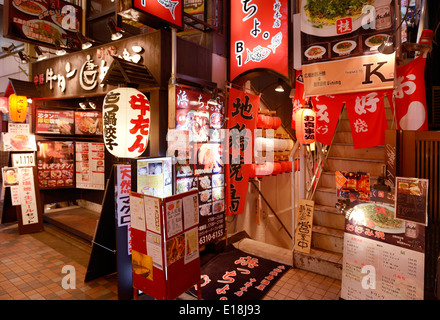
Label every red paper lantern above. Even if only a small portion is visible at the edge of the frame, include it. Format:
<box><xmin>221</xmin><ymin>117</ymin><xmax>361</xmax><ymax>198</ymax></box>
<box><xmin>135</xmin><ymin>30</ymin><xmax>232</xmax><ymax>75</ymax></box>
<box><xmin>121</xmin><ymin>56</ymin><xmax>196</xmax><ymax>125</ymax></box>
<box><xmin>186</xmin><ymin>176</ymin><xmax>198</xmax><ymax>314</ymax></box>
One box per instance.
<box><xmin>257</xmin><ymin>114</ymin><xmax>266</xmax><ymax>128</ymax></box>
<box><xmin>265</xmin><ymin>116</ymin><xmax>273</xmax><ymax>129</ymax></box>
<box><xmin>9</xmin><ymin>94</ymin><xmax>27</xmax><ymax>122</ymax></box>
<box><xmin>295</xmin><ymin>107</ymin><xmax>316</xmax><ymax>144</ymax></box>
<box><xmin>249</xmin><ymin>164</ymin><xmax>256</xmax><ymax>178</ymax></box>
<box><xmin>272</xmin><ymin>162</ymin><xmax>281</xmax><ymax>175</ymax></box>
<box><xmin>272</xmin><ymin>116</ymin><xmax>281</xmax><ymax>129</ymax></box>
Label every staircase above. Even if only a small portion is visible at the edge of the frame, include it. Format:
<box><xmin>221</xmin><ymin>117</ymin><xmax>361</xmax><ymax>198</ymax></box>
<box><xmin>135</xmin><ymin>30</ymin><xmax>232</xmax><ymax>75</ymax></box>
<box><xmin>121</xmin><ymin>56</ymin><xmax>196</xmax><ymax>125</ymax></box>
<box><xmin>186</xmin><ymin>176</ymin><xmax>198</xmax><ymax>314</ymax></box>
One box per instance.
<box><xmin>293</xmin><ymin>105</ymin><xmax>394</xmax><ymax>280</ymax></box>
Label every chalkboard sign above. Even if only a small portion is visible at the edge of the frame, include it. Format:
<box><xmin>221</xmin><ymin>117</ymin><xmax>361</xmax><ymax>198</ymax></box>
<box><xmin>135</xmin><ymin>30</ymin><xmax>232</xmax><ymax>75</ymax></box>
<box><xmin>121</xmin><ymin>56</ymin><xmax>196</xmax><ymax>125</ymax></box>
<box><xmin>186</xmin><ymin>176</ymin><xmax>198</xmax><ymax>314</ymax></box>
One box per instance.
<box><xmin>395</xmin><ymin>177</ymin><xmax>428</xmax><ymax>226</ymax></box>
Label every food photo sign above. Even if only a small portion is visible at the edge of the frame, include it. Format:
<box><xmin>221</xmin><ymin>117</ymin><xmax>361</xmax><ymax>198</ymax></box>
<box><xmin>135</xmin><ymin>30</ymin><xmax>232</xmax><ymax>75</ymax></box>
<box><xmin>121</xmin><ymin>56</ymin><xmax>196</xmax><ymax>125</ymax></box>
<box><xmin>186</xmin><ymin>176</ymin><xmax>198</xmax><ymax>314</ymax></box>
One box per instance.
<box><xmin>300</xmin><ymin>0</ymin><xmax>396</xmax><ymax>96</ymax></box>
<box><xmin>4</xmin><ymin>0</ymin><xmax>83</xmax><ymax>51</ymax></box>
<box><xmin>339</xmin><ymin>171</ymin><xmax>426</xmax><ymax>300</ymax></box>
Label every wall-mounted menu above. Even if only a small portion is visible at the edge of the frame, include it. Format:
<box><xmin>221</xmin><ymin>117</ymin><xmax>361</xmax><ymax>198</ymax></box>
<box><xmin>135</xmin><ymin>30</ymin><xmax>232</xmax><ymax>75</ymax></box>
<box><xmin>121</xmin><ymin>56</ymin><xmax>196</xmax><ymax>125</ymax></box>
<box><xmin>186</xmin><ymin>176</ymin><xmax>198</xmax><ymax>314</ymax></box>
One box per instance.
<box><xmin>75</xmin><ymin>142</ymin><xmax>105</xmax><ymax>190</ymax></box>
<box><xmin>36</xmin><ymin>141</ymin><xmax>74</xmax><ymax>189</ymax></box>
<box><xmin>395</xmin><ymin>177</ymin><xmax>428</xmax><ymax>226</ymax></box>
<box><xmin>35</xmin><ymin>109</ymin><xmax>74</xmax><ymax>135</ymax></box>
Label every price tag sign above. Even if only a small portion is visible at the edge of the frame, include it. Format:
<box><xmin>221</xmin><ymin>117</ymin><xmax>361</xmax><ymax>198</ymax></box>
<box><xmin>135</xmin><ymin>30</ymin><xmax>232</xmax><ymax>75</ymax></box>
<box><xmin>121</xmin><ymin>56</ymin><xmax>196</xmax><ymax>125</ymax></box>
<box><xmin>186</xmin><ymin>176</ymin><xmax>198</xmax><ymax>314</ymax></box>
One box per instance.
<box><xmin>12</xmin><ymin>152</ymin><xmax>35</xmax><ymax>167</ymax></box>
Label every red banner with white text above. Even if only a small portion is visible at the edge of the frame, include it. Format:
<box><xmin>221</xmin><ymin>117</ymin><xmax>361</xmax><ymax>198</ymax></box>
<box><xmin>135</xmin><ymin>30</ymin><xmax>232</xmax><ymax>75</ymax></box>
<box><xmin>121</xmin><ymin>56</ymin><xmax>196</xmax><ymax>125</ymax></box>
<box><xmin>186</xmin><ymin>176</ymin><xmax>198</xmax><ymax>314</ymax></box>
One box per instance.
<box><xmin>226</xmin><ymin>87</ymin><xmax>259</xmax><ymax>215</ymax></box>
<box><xmin>392</xmin><ymin>56</ymin><xmax>428</xmax><ymax>131</ymax></box>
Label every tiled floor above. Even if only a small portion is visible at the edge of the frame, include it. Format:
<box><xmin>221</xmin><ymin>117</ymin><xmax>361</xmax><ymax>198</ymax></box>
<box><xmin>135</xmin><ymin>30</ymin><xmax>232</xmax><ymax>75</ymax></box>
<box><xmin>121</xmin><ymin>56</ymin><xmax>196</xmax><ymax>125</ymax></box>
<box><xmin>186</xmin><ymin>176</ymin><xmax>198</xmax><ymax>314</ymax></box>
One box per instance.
<box><xmin>0</xmin><ymin>222</ymin><xmax>341</xmax><ymax>300</ymax></box>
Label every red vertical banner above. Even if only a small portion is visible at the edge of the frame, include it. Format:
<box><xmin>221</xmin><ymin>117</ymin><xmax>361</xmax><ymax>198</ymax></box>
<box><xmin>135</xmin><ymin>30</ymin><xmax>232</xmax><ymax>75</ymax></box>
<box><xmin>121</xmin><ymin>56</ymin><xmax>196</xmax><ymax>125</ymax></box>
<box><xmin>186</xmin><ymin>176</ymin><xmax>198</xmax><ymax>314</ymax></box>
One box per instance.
<box><xmin>230</xmin><ymin>0</ymin><xmax>289</xmax><ymax>81</ymax></box>
<box><xmin>393</xmin><ymin>56</ymin><xmax>428</xmax><ymax>131</ymax></box>
<box><xmin>226</xmin><ymin>87</ymin><xmax>259</xmax><ymax>215</ymax></box>
<box><xmin>311</xmin><ymin>95</ymin><xmax>344</xmax><ymax>146</ymax></box>
<box><xmin>344</xmin><ymin>91</ymin><xmax>388</xmax><ymax>149</ymax></box>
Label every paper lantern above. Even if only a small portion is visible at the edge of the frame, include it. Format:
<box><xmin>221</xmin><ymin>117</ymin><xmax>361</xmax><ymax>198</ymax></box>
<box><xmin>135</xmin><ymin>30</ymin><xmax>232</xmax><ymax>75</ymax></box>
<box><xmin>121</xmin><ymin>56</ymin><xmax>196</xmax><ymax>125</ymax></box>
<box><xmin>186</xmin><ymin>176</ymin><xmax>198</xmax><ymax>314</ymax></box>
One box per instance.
<box><xmin>272</xmin><ymin>116</ymin><xmax>281</xmax><ymax>129</ymax></box>
<box><xmin>103</xmin><ymin>88</ymin><xmax>150</xmax><ymax>158</ymax></box>
<box><xmin>295</xmin><ymin>107</ymin><xmax>316</xmax><ymax>144</ymax></box>
<box><xmin>255</xmin><ymin>162</ymin><xmax>274</xmax><ymax>177</ymax></box>
<box><xmin>9</xmin><ymin>94</ymin><xmax>27</xmax><ymax>122</ymax></box>
<box><xmin>0</xmin><ymin>97</ymin><xmax>8</xmax><ymax>113</ymax></box>
<box><xmin>272</xmin><ymin>162</ymin><xmax>281</xmax><ymax>175</ymax></box>
<box><xmin>257</xmin><ymin>114</ymin><xmax>266</xmax><ymax>128</ymax></box>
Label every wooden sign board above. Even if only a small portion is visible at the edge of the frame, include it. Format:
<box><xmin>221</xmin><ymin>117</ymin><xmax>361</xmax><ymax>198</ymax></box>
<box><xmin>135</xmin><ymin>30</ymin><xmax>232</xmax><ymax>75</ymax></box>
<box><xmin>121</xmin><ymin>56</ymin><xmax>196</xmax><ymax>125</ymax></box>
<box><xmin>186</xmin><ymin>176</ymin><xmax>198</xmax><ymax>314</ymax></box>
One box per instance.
<box><xmin>294</xmin><ymin>199</ymin><xmax>314</xmax><ymax>254</ymax></box>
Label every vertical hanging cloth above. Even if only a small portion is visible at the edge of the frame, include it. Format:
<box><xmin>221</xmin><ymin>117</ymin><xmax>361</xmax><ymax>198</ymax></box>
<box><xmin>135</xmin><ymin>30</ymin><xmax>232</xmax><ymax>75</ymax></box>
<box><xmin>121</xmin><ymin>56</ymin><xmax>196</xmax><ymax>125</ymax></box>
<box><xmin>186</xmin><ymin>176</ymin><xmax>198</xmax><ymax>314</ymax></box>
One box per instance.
<box><xmin>392</xmin><ymin>56</ymin><xmax>429</xmax><ymax>131</ymax></box>
<box><xmin>344</xmin><ymin>90</ymin><xmax>389</xmax><ymax>149</ymax></box>
<box><xmin>311</xmin><ymin>95</ymin><xmax>344</xmax><ymax>146</ymax></box>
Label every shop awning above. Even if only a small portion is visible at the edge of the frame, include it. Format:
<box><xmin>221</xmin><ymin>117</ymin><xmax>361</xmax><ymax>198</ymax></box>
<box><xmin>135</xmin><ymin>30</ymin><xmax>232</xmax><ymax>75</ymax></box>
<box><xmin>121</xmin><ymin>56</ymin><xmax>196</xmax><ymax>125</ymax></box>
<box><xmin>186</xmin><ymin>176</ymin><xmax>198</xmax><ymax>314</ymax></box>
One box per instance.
<box><xmin>101</xmin><ymin>56</ymin><xmax>158</xmax><ymax>88</ymax></box>
<box><xmin>4</xmin><ymin>78</ymin><xmax>40</xmax><ymax>98</ymax></box>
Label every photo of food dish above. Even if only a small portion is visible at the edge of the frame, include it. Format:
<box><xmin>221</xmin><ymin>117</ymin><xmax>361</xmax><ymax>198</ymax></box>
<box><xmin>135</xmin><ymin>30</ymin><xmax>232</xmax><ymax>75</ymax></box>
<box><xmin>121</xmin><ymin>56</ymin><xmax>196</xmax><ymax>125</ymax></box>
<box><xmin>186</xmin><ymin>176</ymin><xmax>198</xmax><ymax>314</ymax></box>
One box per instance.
<box><xmin>304</xmin><ymin>45</ymin><xmax>326</xmax><ymax>59</ymax></box>
<box><xmin>212</xmin><ymin>174</ymin><xmax>224</xmax><ymax>188</ymax></box>
<box><xmin>166</xmin><ymin>234</ymin><xmax>185</xmax><ymax>266</ymax></box>
<box><xmin>198</xmin><ymin>176</ymin><xmax>211</xmax><ymax>190</ymax></box>
<box><xmin>22</xmin><ymin>20</ymin><xmax>66</xmax><ymax>44</ymax></box>
<box><xmin>199</xmin><ymin>203</ymin><xmax>212</xmax><ymax>216</ymax></box>
<box><xmin>333</xmin><ymin>40</ymin><xmax>357</xmax><ymax>55</ymax></box>
<box><xmin>210</xmin><ymin>113</ymin><xmax>224</xmax><ymax>129</ymax></box>
<box><xmin>13</xmin><ymin>0</ymin><xmax>45</xmax><ymax>16</ymax></box>
<box><xmin>199</xmin><ymin>189</ymin><xmax>212</xmax><ymax>203</ymax></box>
<box><xmin>132</xmin><ymin>250</ymin><xmax>153</xmax><ymax>280</ymax></box>
<box><xmin>301</xmin><ymin>0</ymin><xmax>376</xmax><ymax>36</ymax></box>
<box><xmin>349</xmin><ymin>203</ymin><xmax>405</xmax><ymax>234</ymax></box>
<box><xmin>213</xmin><ymin>200</ymin><xmax>225</xmax><ymax>214</ymax></box>
<box><xmin>212</xmin><ymin>187</ymin><xmax>224</xmax><ymax>201</ymax></box>
<box><xmin>365</xmin><ymin>34</ymin><xmax>388</xmax><ymax>50</ymax></box>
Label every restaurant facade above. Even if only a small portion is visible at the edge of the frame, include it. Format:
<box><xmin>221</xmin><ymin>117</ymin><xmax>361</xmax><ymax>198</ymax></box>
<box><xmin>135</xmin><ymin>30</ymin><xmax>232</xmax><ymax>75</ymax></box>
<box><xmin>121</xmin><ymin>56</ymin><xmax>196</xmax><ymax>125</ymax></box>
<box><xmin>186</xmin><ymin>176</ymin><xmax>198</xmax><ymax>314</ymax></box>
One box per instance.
<box><xmin>1</xmin><ymin>0</ymin><xmax>440</xmax><ymax>300</ymax></box>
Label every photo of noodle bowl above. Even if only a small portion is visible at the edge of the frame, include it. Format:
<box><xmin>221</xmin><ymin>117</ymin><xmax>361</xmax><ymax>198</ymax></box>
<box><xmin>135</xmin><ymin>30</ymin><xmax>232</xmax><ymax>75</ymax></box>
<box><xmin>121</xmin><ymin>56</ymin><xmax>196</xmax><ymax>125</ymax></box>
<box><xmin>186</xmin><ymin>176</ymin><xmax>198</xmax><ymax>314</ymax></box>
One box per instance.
<box><xmin>333</xmin><ymin>40</ymin><xmax>357</xmax><ymax>55</ymax></box>
<box><xmin>301</xmin><ymin>0</ymin><xmax>378</xmax><ymax>36</ymax></box>
<box><xmin>348</xmin><ymin>203</ymin><xmax>405</xmax><ymax>234</ymax></box>
<box><xmin>305</xmin><ymin>45</ymin><xmax>326</xmax><ymax>59</ymax></box>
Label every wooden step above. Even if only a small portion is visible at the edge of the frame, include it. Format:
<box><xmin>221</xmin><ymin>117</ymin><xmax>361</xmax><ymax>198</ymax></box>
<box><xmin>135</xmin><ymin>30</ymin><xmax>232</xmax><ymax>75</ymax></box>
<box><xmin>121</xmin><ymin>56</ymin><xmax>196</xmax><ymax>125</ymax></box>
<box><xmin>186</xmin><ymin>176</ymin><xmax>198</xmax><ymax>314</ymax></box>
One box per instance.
<box><xmin>315</xmin><ymin>186</ymin><xmax>337</xmax><ymax>207</ymax></box>
<box><xmin>326</xmin><ymin>157</ymin><xmax>385</xmax><ymax>177</ymax></box>
<box><xmin>330</xmin><ymin>143</ymin><xmax>385</xmax><ymax>161</ymax></box>
<box><xmin>312</xmin><ymin>225</ymin><xmax>344</xmax><ymax>254</ymax></box>
<box><xmin>313</xmin><ymin>204</ymin><xmax>345</xmax><ymax>230</ymax></box>
<box><xmin>293</xmin><ymin>248</ymin><xmax>343</xmax><ymax>280</ymax></box>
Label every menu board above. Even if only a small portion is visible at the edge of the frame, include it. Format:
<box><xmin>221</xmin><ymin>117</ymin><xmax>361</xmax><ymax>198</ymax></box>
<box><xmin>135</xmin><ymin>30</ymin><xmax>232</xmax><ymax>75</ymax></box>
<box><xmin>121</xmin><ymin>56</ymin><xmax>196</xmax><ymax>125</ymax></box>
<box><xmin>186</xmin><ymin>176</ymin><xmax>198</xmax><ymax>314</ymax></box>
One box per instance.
<box><xmin>340</xmin><ymin>178</ymin><xmax>426</xmax><ymax>300</ymax></box>
<box><xmin>300</xmin><ymin>0</ymin><xmax>396</xmax><ymax>96</ymax></box>
<box><xmin>35</xmin><ymin>109</ymin><xmax>74</xmax><ymax>134</ymax></box>
<box><xmin>74</xmin><ymin>111</ymin><xmax>103</xmax><ymax>135</ymax></box>
<box><xmin>36</xmin><ymin>141</ymin><xmax>74</xmax><ymax>189</ymax></box>
<box><xmin>172</xmin><ymin>85</ymin><xmax>225</xmax><ymax>246</ymax></box>
<box><xmin>75</xmin><ymin>142</ymin><xmax>105</xmax><ymax>190</ymax></box>
<box><xmin>136</xmin><ymin>157</ymin><xmax>173</xmax><ymax>198</ymax></box>
<box><xmin>395</xmin><ymin>177</ymin><xmax>428</xmax><ymax>226</ymax></box>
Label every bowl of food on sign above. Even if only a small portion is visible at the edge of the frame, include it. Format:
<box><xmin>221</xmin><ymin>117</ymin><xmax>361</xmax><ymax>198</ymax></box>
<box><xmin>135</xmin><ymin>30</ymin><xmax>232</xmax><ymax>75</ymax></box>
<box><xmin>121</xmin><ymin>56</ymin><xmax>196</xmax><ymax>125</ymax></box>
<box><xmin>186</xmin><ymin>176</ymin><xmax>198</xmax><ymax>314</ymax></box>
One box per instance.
<box><xmin>333</xmin><ymin>40</ymin><xmax>357</xmax><ymax>55</ymax></box>
<box><xmin>365</xmin><ymin>34</ymin><xmax>388</xmax><ymax>50</ymax></box>
<box><xmin>348</xmin><ymin>202</ymin><xmax>405</xmax><ymax>234</ymax></box>
<box><xmin>305</xmin><ymin>45</ymin><xmax>326</xmax><ymax>59</ymax></box>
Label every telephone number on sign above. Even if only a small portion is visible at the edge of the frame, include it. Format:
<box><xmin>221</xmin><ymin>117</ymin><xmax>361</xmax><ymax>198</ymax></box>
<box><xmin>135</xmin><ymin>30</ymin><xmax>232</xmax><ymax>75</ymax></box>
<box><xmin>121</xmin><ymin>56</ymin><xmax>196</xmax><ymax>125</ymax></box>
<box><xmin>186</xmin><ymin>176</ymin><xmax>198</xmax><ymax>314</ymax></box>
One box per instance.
<box><xmin>199</xmin><ymin>229</ymin><xmax>224</xmax><ymax>245</ymax></box>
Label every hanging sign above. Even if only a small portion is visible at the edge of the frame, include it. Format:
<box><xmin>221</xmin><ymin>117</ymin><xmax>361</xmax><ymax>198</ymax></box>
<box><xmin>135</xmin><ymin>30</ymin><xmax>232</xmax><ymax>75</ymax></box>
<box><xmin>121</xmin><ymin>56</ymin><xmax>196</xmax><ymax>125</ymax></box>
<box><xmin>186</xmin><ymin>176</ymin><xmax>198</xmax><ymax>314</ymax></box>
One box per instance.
<box><xmin>0</xmin><ymin>97</ymin><xmax>9</xmax><ymax>113</ymax></box>
<box><xmin>3</xmin><ymin>0</ymin><xmax>82</xmax><ymax>50</ymax></box>
<box><xmin>230</xmin><ymin>0</ymin><xmax>289</xmax><ymax>81</ymax></box>
<box><xmin>225</xmin><ymin>87</ymin><xmax>259</xmax><ymax>215</ymax></box>
<box><xmin>120</xmin><ymin>0</ymin><xmax>183</xmax><ymax>29</ymax></box>
<box><xmin>103</xmin><ymin>88</ymin><xmax>150</xmax><ymax>159</ymax></box>
<box><xmin>300</xmin><ymin>0</ymin><xmax>396</xmax><ymax>96</ymax></box>
<box><xmin>392</xmin><ymin>56</ymin><xmax>428</xmax><ymax>131</ymax></box>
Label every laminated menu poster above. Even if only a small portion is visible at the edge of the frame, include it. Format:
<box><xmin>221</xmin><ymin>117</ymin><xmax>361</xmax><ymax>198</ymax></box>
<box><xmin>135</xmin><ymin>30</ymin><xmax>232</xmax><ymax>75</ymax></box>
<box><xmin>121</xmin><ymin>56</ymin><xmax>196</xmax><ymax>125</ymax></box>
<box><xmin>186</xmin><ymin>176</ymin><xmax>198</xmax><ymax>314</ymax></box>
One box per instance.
<box><xmin>341</xmin><ymin>186</ymin><xmax>426</xmax><ymax>300</ymax></box>
<box><xmin>36</xmin><ymin>141</ymin><xmax>74</xmax><ymax>189</ymax></box>
<box><xmin>75</xmin><ymin>142</ymin><xmax>105</xmax><ymax>190</ymax></box>
<box><xmin>74</xmin><ymin>111</ymin><xmax>103</xmax><ymax>135</ymax></box>
<box><xmin>35</xmin><ymin>109</ymin><xmax>74</xmax><ymax>134</ymax></box>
